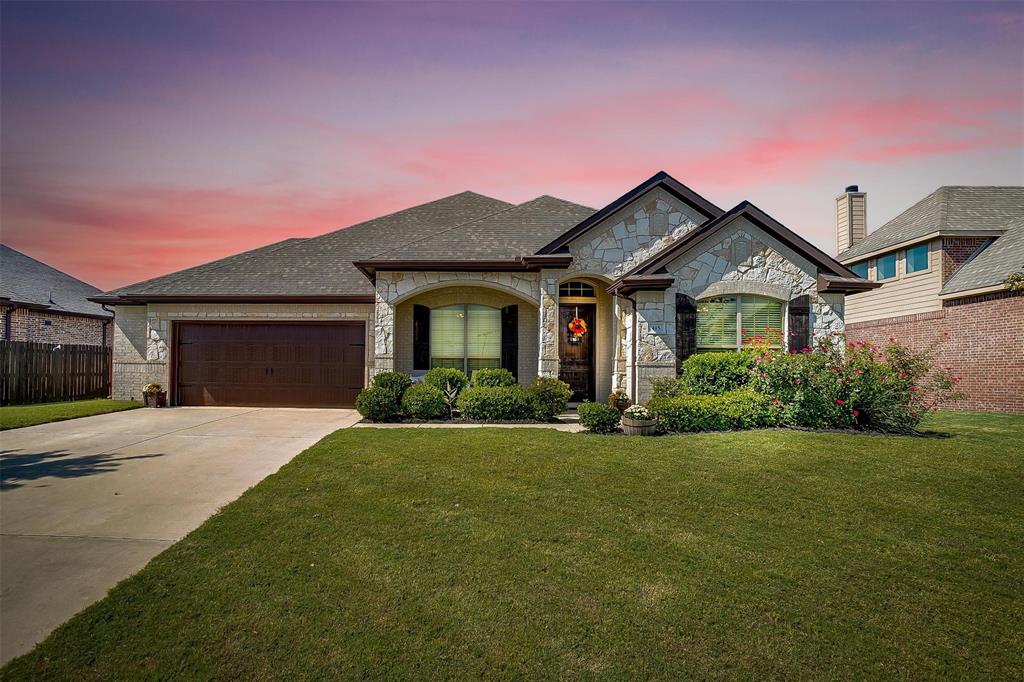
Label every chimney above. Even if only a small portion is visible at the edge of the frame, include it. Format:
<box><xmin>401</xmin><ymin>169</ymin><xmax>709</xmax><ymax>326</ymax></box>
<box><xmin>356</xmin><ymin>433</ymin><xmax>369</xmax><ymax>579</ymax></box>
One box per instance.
<box><xmin>835</xmin><ymin>185</ymin><xmax>867</xmax><ymax>254</ymax></box>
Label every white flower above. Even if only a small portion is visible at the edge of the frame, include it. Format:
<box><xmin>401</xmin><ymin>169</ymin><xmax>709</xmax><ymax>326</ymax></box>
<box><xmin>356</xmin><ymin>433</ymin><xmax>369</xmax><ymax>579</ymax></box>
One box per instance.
<box><xmin>624</xmin><ymin>404</ymin><xmax>651</xmax><ymax>420</ymax></box>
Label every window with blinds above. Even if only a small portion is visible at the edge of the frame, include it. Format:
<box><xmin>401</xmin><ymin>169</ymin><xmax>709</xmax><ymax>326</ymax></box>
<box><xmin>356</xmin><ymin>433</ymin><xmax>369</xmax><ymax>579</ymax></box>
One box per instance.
<box><xmin>695</xmin><ymin>295</ymin><xmax>784</xmax><ymax>352</ymax></box>
<box><xmin>430</xmin><ymin>304</ymin><xmax>501</xmax><ymax>372</ymax></box>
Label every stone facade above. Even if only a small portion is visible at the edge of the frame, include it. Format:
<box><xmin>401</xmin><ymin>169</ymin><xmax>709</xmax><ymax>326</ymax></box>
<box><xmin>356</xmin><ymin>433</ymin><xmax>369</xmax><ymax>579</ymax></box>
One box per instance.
<box><xmin>110</xmin><ymin>302</ymin><xmax>374</xmax><ymax>400</ymax></box>
<box><xmin>5</xmin><ymin>308</ymin><xmax>109</xmax><ymax>346</ymax></box>
<box><xmin>566</xmin><ymin>187</ymin><xmax>707</xmax><ymax>278</ymax></box>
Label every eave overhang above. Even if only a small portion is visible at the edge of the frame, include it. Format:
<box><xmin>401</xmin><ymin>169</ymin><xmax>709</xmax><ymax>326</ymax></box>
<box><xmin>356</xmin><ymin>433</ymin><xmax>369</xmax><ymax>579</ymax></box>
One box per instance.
<box><xmin>816</xmin><ymin>274</ymin><xmax>882</xmax><ymax>294</ymax></box>
<box><xmin>607</xmin><ymin>275</ymin><xmax>675</xmax><ymax>297</ymax></box>
<box><xmin>88</xmin><ymin>294</ymin><xmax>376</xmax><ymax>305</ymax></box>
<box><xmin>353</xmin><ymin>256</ymin><xmax>574</xmax><ymax>282</ymax></box>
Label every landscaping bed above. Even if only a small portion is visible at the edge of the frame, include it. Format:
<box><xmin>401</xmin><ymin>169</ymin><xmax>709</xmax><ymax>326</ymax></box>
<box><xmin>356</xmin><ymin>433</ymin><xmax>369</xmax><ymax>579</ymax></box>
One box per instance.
<box><xmin>4</xmin><ymin>411</ymin><xmax>1022</xmax><ymax>679</ymax></box>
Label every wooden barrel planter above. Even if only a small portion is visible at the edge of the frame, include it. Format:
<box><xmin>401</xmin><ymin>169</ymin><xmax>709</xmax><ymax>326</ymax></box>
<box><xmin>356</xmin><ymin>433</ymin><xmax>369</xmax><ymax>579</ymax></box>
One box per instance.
<box><xmin>621</xmin><ymin>416</ymin><xmax>657</xmax><ymax>436</ymax></box>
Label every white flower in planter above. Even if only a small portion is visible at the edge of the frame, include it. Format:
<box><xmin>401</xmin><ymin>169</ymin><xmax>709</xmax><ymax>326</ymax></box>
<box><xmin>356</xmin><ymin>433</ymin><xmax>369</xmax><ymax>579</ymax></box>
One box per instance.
<box><xmin>623</xmin><ymin>404</ymin><xmax>652</xmax><ymax>421</ymax></box>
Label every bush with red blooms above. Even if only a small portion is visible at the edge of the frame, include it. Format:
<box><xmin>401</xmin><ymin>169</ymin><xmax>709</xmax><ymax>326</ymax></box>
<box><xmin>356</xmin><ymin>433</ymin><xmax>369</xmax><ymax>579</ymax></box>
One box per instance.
<box><xmin>748</xmin><ymin>332</ymin><xmax>962</xmax><ymax>434</ymax></box>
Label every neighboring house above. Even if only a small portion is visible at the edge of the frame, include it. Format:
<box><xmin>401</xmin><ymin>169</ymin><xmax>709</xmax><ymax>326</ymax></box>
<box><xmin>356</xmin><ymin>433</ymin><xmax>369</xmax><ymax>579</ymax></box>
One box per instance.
<box><xmin>836</xmin><ymin>186</ymin><xmax>1024</xmax><ymax>414</ymax></box>
<box><xmin>1</xmin><ymin>244</ymin><xmax>113</xmax><ymax>347</ymax></box>
<box><xmin>92</xmin><ymin>171</ymin><xmax>873</xmax><ymax>406</ymax></box>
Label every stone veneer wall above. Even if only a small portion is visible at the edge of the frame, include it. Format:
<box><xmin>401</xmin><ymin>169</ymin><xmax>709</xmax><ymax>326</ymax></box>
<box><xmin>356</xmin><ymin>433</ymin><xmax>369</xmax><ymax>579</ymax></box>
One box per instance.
<box><xmin>393</xmin><ymin>286</ymin><xmax>539</xmax><ymax>385</ymax></box>
<box><xmin>6</xmin><ymin>308</ymin><xmax>109</xmax><ymax>346</ymax></box>
<box><xmin>110</xmin><ymin>302</ymin><xmax>374</xmax><ymax>401</ymax></box>
<box><xmin>374</xmin><ymin>271</ymin><xmax>541</xmax><ymax>376</ymax></box>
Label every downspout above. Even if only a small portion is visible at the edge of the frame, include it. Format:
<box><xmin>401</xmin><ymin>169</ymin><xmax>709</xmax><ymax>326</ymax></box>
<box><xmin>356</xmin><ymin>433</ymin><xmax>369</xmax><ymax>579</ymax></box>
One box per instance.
<box><xmin>615</xmin><ymin>293</ymin><xmax>639</xmax><ymax>404</ymax></box>
<box><xmin>101</xmin><ymin>304</ymin><xmax>114</xmax><ymax>398</ymax></box>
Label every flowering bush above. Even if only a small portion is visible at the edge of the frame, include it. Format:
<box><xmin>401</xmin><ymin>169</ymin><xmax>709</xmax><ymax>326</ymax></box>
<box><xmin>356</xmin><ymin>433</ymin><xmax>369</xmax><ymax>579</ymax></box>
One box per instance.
<box><xmin>750</xmin><ymin>333</ymin><xmax>962</xmax><ymax>433</ymax></box>
<box><xmin>623</xmin><ymin>404</ymin><xmax>652</xmax><ymax>420</ymax></box>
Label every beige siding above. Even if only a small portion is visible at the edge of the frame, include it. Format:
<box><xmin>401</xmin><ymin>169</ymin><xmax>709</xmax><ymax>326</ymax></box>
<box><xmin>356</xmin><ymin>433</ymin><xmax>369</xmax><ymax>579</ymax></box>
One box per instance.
<box><xmin>836</xmin><ymin>195</ymin><xmax>851</xmax><ymax>253</ymax></box>
<box><xmin>394</xmin><ymin>287</ymin><xmax>539</xmax><ymax>385</ymax></box>
<box><xmin>835</xmin><ymin>192</ymin><xmax>867</xmax><ymax>253</ymax></box>
<box><xmin>845</xmin><ymin>239</ymin><xmax>942</xmax><ymax>324</ymax></box>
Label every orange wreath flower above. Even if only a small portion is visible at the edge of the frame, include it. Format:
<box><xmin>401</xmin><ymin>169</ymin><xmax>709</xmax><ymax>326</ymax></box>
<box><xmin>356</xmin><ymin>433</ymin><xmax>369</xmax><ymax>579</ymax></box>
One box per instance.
<box><xmin>567</xmin><ymin>317</ymin><xmax>587</xmax><ymax>337</ymax></box>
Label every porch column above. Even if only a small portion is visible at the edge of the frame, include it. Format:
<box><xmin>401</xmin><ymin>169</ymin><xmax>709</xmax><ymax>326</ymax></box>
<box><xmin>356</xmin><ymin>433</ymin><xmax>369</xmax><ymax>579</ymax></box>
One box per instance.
<box><xmin>632</xmin><ymin>289</ymin><xmax>676</xmax><ymax>403</ymax></box>
<box><xmin>537</xmin><ymin>269</ymin><xmax>560</xmax><ymax>378</ymax></box>
<box><xmin>373</xmin><ymin>276</ymin><xmax>395</xmax><ymax>375</ymax></box>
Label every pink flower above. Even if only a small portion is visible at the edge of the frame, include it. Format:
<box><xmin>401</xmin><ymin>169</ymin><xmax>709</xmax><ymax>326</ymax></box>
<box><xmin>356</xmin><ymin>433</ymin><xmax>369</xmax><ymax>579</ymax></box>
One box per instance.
<box><xmin>852</xmin><ymin>409</ymin><xmax>860</xmax><ymax>417</ymax></box>
<box><xmin>853</xmin><ymin>369</ymin><xmax>863</xmax><ymax>376</ymax></box>
<box><xmin>835</xmin><ymin>399</ymin><xmax>845</xmax><ymax>406</ymax></box>
<box><xmin>880</xmin><ymin>375</ymin><xmax>887</xmax><ymax>382</ymax></box>
<box><xmin>801</xmin><ymin>346</ymin><xmax>811</xmax><ymax>353</ymax></box>
<box><xmin>909</xmin><ymin>386</ymin><xmax>918</xmax><ymax>392</ymax></box>
<box><xmin>793</xmin><ymin>378</ymin><xmax>802</xmax><ymax>385</ymax></box>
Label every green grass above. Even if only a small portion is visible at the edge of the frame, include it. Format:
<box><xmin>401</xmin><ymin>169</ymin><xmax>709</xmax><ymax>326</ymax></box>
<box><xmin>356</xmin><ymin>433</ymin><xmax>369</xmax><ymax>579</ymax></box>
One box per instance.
<box><xmin>0</xmin><ymin>399</ymin><xmax>141</xmax><ymax>431</ymax></box>
<box><xmin>5</xmin><ymin>412</ymin><xmax>1023</xmax><ymax>679</ymax></box>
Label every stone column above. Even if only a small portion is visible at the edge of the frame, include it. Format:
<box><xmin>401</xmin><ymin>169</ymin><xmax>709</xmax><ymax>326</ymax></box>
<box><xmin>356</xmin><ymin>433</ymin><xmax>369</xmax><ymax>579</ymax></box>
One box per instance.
<box><xmin>633</xmin><ymin>290</ymin><xmax>676</xmax><ymax>403</ymax></box>
<box><xmin>811</xmin><ymin>292</ymin><xmax>845</xmax><ymax>342</ymax></box>
<box><xmin>537</xmin><ymin>270</ymin><xmax>560</xmax><ymax>378</ymax></box>
<box><xmin>373</xmin><ymin>276</ymin><xmax>396</xmax><ymax>375</ymax></box>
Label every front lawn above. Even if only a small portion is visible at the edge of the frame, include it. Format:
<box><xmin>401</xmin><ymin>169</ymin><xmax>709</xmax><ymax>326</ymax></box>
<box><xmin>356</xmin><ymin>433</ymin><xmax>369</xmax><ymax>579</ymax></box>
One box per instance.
<box><xmin>0</xmin><ymin>399</ymin><xmax>141</xmax><ymax>431</ymax></box>
<box><xmin>5</xmin><ymin>412</ymin><xmax>1022</xmax><ymax>679</ymax></box>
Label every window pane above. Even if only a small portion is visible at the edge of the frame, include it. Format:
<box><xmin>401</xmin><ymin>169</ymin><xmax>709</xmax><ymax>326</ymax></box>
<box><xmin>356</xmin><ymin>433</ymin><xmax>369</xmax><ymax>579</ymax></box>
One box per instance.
<box><xmin>851</xmin><ymin>261</ymin><xmax>868</xmax><ymax>279</ymax></box>
<box><xmin>877</xmin><ymin>253</ymin><xmax>897</xmax><ymax>279</ymax></box>
<box><xmin>906</xmin><ymin>244</ymin><xmax>929</xmax><ymax>273</ymax></box>
<box><xmin>696</xmin><ymin>296</ymin><xmax>737</xmax><ymax>350</ymax></box>
<box><xmin>466</xmin><ymin>305</ymin><xmax>501</xmax><ymax>360</ymax></box>
<box><xmin>430</xmin><ymin>305</ymin><xmax>465</xmax><ymax>368</ymax></box>
<box><xmin>740</xmin><ymin>297</ymin><xmax>783</xmax><ymax>346</ymax></box>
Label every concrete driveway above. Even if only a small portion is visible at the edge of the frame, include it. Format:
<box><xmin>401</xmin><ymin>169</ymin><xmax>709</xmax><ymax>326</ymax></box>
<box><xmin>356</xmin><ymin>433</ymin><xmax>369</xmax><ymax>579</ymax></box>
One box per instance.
<box><xmin>0</xmin><ymin>406</ymin><xmax>359</xmax><ymax>663</ymax></box>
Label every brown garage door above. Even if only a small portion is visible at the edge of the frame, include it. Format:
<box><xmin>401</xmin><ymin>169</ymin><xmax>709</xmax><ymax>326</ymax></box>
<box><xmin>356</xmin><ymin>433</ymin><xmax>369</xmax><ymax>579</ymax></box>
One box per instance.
<box><xmin>175</xmin><ymin>323</ymin><xmax>365</xmax><ymax>407</ymax></box>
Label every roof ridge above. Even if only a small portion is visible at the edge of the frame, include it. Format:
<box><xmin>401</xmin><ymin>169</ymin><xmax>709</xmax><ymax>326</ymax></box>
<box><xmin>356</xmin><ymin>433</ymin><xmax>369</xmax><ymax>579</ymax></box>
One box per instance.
<box><xmin>365</xmin><ymin>200</ymin><xmax>524</xmax><ymax>260</ymax></box>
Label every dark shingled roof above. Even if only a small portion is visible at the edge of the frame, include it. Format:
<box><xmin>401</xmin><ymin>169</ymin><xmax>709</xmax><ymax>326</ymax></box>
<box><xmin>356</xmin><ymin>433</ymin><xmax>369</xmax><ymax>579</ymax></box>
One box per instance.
<box><xmin>100</xmin><ymin>191</ymin><xmax>513</xmax><ymax>299</ymax></box>
<box><xmin>364</xmin><ymin>195</ymin><xmax>595</xmax><ymax>261</ymax></box>
<box><xmin>941</xmin><ymin>218</ymin><xmax>1024</xmax><ymax>296</ymax></box>
<box><xmin>839</xmin><ymin>186</ymin><xmax>1024</xmax><ymax>261</ymax></box>
<box><xmin>1</xmin><ymin>244</ymin><xmax>112</xmax><ymax>318</ymax></box>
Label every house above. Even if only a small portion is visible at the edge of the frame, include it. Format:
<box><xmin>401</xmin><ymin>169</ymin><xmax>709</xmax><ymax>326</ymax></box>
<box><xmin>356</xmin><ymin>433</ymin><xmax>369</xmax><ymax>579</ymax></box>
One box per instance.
<box><xmin>837</xmin><ymin>185</ymin><xmax>1024</xmax><ymax>414</ymax></box>
<box><xmin>1</xmin><ymin>244</ymin><xmax>113</xmax><ymax>347</ymax></box>
<box><xmin>92</xmin><ymin>172</ymin><xmax>872</xmax><ymax>406</ymax></box>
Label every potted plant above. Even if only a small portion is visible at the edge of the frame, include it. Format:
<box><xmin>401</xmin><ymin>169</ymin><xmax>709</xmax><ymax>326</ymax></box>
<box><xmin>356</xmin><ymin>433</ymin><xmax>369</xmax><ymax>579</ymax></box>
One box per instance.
<box><xmin>621</xmin><ymin>404</ymin><xmax>657</xmax><ymax>436</ymax></box>
<box><xmin>607</xmin><ymin>390</ymin><xmax>631</xmax><ymax>414</ymax></box>
<box><xmin>143</xmin><ymin>382</ymin><xmax>167</xmax><ymax>408</ymax></box>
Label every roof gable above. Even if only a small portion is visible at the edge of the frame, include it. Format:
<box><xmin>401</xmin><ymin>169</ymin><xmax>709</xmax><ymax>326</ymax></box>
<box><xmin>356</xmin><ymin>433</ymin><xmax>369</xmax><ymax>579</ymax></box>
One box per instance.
<box><xmin>620</xmin><ymin>201</ymin><xmax>858</xmax><ymax>281</ymax></box>
<box><xmin>535</xmin><ymin>171</ymin><xmax>724</xmax><ymax>254</ymax></box>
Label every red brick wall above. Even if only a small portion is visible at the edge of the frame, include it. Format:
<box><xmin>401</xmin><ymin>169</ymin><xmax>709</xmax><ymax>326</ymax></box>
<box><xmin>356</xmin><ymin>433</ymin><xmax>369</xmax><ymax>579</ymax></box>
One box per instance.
<box><xmin>6</xmin><ymin>308</ymin><xmax>110</xmax><ymax>347</ymax></box>
<box><xmin>846</xmin><ymin>290</ymin><xmax>1024</xmax><ymax>414</ymax></box>
<box><xmin>941</xmin><ymin>238</ymin><xmax>988</xmax><ymax>284</ymax></box>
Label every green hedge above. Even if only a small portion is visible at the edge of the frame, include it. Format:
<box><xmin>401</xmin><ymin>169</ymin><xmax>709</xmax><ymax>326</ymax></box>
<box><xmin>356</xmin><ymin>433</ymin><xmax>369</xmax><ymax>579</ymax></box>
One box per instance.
<box><xmin>472</xmin><ymin>368</ymin><xmax>516</xmax><ymax>387</ymax></box>
<box><xmin>527</xmin><ymin>377</ymin><xmax>572</xmax><ymax>421</ymax></box>
<box><xmin>356</xmin><ymin>385</ymin><xmax>401</xmax><ymax>422</ymax></box>
<box><xmin>456</xmin><ymin>385</ymin><xmax>533</xmax><ymax>421</ymax></box>
<box><xmin>423</xmin><ymin>367</ymin><xmax>469</xmax><ymax>394</ymax></box>
<box><xmin>577</xmin><ymin>401</ymin><xmax>621</xmax><ymax>434</ymax></box>
<box><xmin>400</xmin><ymin>384</ymin><xmax>447</xmax><ymax>420</ymax></box>
<box><xmin>654</xmin><ymin>352</ymin><xmax>755</xmax><ymax>398</ymax></box>
<box><xmin>373</xmin><ymin>371</ymin><xmax>412</xmax><ymax>398</ymax></box>
<box><xmin>647</xmin><ymin>389</ymin><xmax>778</xmax><ymax>432</ymax></box>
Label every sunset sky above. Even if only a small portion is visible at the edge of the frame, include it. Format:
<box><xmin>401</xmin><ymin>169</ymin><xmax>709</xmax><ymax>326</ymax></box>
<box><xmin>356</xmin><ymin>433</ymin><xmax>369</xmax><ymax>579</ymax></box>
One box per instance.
<box><xmin>2</xmin><ymin>1</ymin><xmax>1022</xmax><ymax>291</ymax></box>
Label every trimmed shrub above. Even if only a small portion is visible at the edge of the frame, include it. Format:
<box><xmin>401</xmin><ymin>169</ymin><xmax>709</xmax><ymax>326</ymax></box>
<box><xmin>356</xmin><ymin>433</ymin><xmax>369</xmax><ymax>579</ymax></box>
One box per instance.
<box><xmin>472</xmin><ymin>367</ymin><xmax>516</xmax><ymax>387</ymax></box>
<box><xmin>647</xmin><ymin>389</ymin><xmax>778</xmax><ymax>432</ymax></box>
<box><xmin>527</xmin><ymin>377</ymin><xmax>573</xmax><ymax>421</ymax></box>
<box><xmin>456</xmin><ymin>385</ymin><xmax>533</xmax><ymax>421</ymax></box>
<box><xmin>355</xmin><ymin>385</ymin><xmax>401</xmax><ymax>422</ymax></box>
<box><xmin>577</xmin><ymin>401</ymin><xmax>621</xmax><ymax>434</ymax></box>
<box><xmin>400</xmin><ymin>384</ymin><xmax>447</xmax><ymax>420</ymax></box>
<box><xmin>675</xmin><ymin>351</ymin><xmax>755</xmax><ymax>395</ymax></box>
<box><xmin>423</xmin><ymin>367</ymin><xmax>469</xmax><ymax>395</ymax></box>
<box><xmin>372</xmin><ymin>371</ymin><xmax>412</xmax><ymax>398</ymax></box>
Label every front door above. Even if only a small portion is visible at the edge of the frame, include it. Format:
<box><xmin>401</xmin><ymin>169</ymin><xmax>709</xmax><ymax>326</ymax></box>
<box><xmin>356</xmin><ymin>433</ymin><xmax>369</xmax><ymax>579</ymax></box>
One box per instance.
<box><xmin>558</xmin><ymin>304</ymin><xmax>595</xmax><ymax>402</ymax></box>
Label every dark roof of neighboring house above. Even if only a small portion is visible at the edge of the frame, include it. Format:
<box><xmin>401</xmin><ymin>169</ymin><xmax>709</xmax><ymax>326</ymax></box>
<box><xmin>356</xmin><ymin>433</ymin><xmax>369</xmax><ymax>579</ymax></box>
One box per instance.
<box><xmin>941</xmin><ymin>218</ymin><xmax>1024</xmax><ymax>296</ymax></box>
<box><xmin>613</xmin><ymin>201</ymin><xmax>864</xmax><ymax>290</ymax></box>
<box><xmin>97</xmin><ymin>191</ymin><xmax>513</xmax><ymax>301</ymax></box>
<box><xmin>0</xmin><ymin>244</ymin><xmax>112</xmax><ymax>318</ymax></box>
<box><xmin>536</xmin><ymin>171</ymin><xmax>724</xmax><ymax>254</ymax></box>
<box><xmin>838</xmin><ymin>186</ymin><xmax>1024</xmax><ymax>261</ymax></box>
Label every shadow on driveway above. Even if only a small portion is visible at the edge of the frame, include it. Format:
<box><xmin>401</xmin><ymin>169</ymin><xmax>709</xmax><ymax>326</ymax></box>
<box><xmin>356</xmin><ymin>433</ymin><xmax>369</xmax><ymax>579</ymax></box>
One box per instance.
<box><xmin>0</xmin><ymin>450</ymin><xmax>164</xmax><ymax>490</ymax></box>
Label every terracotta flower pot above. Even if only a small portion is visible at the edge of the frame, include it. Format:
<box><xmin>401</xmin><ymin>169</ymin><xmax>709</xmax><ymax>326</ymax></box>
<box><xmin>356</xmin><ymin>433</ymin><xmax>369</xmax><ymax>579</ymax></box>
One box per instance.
<box><xmin>621</xmin><ymin>416</ymin><xmax>657</xmax><ymax>436</ymax></box>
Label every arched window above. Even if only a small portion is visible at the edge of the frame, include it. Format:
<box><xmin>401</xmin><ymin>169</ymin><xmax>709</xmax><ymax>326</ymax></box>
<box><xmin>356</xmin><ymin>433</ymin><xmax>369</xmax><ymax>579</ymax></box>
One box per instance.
<box><xmin>559</xmin><ymin>281</ymin><xmax>595</xmax><ymax>298</ymax></box>
<box><xmin>429</xmin><ymin>304</ymin><xmax>501</xmax><ymax>373</ymax></box>
<box><xmin>696</xmin><ymin>295</ymin><xmax>783</xmax><ymax>351</ymax></box>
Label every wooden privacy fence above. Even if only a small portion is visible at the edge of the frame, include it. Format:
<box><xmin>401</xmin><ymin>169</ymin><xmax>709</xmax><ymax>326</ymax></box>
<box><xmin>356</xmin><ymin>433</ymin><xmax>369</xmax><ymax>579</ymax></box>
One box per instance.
<box><xmin>0</xmin><ymin>341</ymin><xmax>111</xmax><ymax>405</ymax></box>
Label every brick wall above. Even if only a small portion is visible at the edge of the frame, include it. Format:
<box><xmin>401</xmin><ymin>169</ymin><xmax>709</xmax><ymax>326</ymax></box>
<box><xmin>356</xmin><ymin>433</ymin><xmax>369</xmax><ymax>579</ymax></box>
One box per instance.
<box><xmin>940</xmin><ymin>238</ymin><xmax>988</xmax><ymax>284</ymax></box>
<box><xmin>6</xmin><ymin>308</ymin><xmax>109</xmax><ymax>346</ymax></box>
<box><xmin>846</xmin><ymin>290</ymin><xmax>1024</xmax><ymax>414</ymax></box>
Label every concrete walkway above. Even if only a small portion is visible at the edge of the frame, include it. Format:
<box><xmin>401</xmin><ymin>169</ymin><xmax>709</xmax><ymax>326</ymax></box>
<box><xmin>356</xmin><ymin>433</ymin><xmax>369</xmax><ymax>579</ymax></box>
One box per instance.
<box><xmin>0</xmin><ymin>406</ymin><xmax>359</xmax><ymax>663</ymax></box>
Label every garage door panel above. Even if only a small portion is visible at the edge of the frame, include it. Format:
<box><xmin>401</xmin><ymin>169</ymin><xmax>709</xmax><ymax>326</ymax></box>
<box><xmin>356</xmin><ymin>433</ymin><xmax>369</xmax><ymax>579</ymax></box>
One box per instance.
<box><xmin>175</xmin><ymin>323</ymin><xmax>365</xmax><ymax>408</ymax></box>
